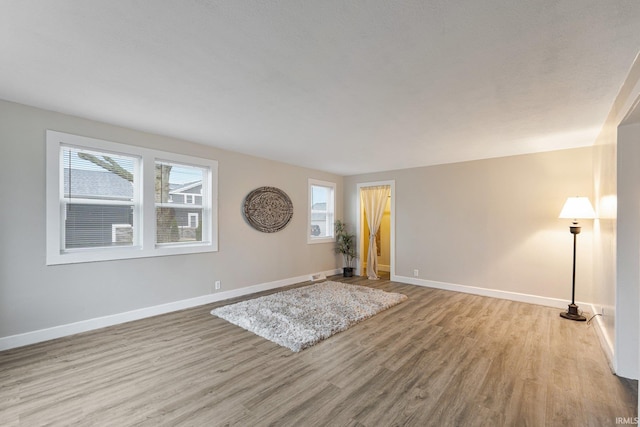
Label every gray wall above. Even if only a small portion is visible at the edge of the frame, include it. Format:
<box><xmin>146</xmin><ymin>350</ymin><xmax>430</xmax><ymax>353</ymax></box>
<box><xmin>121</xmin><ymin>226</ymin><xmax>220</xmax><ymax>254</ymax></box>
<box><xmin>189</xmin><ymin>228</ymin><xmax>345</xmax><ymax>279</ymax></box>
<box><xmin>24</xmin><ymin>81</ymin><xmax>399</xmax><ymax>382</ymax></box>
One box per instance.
<box><xmin>0</xmin><ymin>100</ymin><xmax>342</xmax><ymax>338</ymax></box>
<box><xmin>344</xmin><ymin>147</ymin><xmax>594</xmax><ymax>302</ymax></box>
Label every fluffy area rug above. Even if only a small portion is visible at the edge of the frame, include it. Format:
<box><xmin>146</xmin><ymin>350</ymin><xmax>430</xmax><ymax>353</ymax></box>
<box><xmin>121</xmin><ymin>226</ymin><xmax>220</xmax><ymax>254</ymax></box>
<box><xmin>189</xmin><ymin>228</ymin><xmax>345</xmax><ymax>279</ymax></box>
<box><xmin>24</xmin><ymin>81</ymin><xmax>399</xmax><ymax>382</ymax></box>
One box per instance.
<box><xmin>210</xmin><ymin>281</ymin><xmax>407</xmax><ymax>352</ymax></box>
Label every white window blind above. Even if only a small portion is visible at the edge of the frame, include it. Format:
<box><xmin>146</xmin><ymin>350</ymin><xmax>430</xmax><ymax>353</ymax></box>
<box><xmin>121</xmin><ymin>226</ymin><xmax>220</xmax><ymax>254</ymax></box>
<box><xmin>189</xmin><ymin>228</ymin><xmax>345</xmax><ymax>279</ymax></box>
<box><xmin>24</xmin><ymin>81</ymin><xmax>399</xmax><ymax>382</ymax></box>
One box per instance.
<box><xmin>62</xmin><ymin>146</ymin><xmax>138</xmax><ymax>249</ymax></box>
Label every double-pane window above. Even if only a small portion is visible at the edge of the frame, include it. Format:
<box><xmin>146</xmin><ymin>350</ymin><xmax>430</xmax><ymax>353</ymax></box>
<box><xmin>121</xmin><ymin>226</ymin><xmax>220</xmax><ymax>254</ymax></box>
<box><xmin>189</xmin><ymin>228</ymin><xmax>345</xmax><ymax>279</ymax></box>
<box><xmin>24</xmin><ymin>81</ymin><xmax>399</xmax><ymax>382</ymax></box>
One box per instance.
<box><xmin>46</xmin><ymin>131</ymin><xmax>218</xmax><ymax>265</ymax></box>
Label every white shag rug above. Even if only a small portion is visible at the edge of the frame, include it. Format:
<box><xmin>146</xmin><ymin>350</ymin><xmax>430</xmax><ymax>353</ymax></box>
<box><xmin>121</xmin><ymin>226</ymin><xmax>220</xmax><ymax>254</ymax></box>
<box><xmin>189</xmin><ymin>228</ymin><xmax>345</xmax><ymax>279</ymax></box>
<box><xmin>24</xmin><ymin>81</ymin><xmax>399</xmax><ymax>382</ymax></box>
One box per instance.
<box><xmin>210</xmin><ymin>281</ymin><xmax>407</xmax><ymax>352</ymax></box>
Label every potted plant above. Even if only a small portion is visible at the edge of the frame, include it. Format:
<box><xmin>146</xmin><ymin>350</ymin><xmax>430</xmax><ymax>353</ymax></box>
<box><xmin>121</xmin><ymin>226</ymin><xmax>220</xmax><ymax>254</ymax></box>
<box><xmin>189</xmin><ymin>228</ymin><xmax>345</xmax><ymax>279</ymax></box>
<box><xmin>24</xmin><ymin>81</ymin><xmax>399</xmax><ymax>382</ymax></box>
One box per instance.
<box><xmin>334</xmin><ymin>220</ymin><xmax>358</xmax><ymax>277</ymax></box>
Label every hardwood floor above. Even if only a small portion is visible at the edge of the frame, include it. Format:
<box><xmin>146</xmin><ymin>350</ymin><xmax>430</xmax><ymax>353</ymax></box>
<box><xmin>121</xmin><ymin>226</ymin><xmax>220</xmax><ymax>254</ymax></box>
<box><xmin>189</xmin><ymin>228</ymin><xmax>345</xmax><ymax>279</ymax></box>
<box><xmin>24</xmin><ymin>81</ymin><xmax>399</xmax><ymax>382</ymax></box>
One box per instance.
<box><xmin>1</xmin><ymin>274</ymin><xmax>637</xmax><ymax>426</ymax></box>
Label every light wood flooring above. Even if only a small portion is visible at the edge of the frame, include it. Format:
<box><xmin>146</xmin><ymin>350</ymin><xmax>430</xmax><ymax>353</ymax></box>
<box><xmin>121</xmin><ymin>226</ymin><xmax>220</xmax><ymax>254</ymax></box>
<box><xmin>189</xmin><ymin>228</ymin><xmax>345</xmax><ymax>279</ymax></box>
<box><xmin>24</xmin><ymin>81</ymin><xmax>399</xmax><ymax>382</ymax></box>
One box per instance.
<box><xmin>1</xmin><ymin>274</ymin><xmax>637</xmax><ymax>426</ymax></box>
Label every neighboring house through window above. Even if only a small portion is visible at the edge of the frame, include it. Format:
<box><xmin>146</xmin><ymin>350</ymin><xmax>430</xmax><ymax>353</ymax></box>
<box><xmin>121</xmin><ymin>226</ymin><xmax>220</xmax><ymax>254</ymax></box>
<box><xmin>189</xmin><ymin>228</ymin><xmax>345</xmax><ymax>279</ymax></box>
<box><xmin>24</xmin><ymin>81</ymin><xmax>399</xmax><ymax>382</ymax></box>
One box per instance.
<box><xmin>155</xmin><ymin>161</ymin><xmax>206</xmax><ymax>244</ymax></box>
<box><xmin>308</xmin><ymin>178</ymin><xmax>336</xmax><ymax>244</ymax></box>
<box><xmin>46</xmin><ymin>131</ymin><xmax>218</xmax><ymax>265</ymax></box>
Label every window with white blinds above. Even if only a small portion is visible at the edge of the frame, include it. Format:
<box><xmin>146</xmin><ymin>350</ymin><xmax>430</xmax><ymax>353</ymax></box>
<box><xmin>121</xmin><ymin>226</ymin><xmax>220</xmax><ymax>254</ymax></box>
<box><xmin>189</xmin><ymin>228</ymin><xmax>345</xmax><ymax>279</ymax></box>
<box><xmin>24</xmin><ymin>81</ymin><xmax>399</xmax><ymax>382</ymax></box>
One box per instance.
<box><xmin>62</xmin><ymin>146</ymin><xmax>139</xmax><ymax>249</ymax></box>
<box><xmin>46</xmin><ymin>131</ymin><xmax>218</xmax><ymax>265</ymax></box>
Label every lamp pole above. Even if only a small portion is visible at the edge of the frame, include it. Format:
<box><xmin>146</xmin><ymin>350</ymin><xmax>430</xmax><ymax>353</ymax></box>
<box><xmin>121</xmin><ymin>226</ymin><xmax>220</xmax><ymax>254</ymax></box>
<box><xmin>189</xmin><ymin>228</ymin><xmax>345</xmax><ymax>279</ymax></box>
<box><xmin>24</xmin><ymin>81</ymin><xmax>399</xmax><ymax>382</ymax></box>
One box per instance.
<box><xmin>560</xmin><ymin>221</ymin><xmax>586</xmax><ymax>321</ymax></box>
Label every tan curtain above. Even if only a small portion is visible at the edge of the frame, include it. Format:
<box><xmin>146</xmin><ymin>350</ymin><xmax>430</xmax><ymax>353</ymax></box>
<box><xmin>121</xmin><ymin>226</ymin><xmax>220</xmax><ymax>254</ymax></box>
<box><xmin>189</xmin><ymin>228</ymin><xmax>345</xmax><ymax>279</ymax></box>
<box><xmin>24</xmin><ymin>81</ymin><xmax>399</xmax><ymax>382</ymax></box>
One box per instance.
<box><xmin>361</xmin><ymin>185</ymin><xmax>390</xmax><ymax>279</ymax></box>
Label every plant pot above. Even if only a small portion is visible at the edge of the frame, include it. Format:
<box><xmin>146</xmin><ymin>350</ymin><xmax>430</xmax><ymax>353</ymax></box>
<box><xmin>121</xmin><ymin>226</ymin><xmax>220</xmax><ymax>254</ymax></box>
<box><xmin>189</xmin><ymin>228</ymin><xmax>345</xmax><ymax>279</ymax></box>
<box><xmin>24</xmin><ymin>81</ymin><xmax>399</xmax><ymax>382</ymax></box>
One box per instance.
<box><xmin>343</xmin><ymin>267</ymin><xmax>354</xmax><ymax>277</ymax></box>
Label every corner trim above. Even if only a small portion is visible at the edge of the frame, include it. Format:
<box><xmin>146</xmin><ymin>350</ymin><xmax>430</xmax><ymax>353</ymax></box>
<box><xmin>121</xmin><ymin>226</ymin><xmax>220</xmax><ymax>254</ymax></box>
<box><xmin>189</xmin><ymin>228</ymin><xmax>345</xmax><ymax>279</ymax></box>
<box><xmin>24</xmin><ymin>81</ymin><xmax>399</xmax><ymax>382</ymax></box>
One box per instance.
<box><xmin>0</xmin><ymin>268</ymin><xmax>341</xmax><ymax>351</ymax></box>
<box><xmin>588</xmin><ymin>304</ymin><xmax>616</xmax><ymax>374</ymax></box>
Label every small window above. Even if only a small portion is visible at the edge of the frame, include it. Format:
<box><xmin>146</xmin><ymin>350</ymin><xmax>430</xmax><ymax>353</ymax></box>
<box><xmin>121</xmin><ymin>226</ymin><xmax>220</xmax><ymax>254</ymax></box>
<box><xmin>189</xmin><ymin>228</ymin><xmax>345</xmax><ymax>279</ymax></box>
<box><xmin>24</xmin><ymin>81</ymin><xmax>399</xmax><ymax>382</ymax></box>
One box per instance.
<box><xmin>308</xmin><ymin>179</ymin><xmax>336</xmax><ymax>244</ymax></box>
<box><xmin>46</xmin><ymin>131</ymin><xmax>218</xmax><ymax>265</ymax></box>
<box><xmin>188</xmin><ymin>213</ymin><xmax>199</xmax><ymax>228</ymax></box>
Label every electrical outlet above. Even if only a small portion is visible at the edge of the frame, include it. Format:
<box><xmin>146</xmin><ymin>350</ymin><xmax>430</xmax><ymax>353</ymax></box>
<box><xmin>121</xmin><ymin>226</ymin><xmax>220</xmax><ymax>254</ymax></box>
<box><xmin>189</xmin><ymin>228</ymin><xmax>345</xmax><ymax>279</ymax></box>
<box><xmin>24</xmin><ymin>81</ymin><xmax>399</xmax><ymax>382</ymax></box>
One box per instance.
<box><xmin>215</xmin><ymin>281</ymin><xmax>221</xmax><ymax>290</ymax></box>
<box><xmin>413</xmin><ymin>269</ymin><xmax>419</xmax><ymax>277</ymax></box>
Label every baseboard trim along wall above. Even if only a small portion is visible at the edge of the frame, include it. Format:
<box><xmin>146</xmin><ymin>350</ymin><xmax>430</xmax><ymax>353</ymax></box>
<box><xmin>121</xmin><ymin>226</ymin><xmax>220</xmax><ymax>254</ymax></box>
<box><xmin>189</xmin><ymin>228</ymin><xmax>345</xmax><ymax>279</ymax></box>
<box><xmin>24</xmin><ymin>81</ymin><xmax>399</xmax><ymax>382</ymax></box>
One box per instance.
<box><xmin>393</xmin><ymin>274</ymin><xmax>615</xmax><ymax>372</ymax></box>
<box><xmin>2</xmin><ymin>269</ymin><xmax>615</xmax><ymax>374</ymax></box>
<box><xmin>0</xmin><ymin>268</ymin><xmax>341</xmax><ymax>351</ymax></box>
<box><xmin>393</xmin><ymin>274</ymin><xmax>584</xmax><ymax>308</ymax></box>
<box><xmin>588</xmin><ymin>304</ymin><xmax>616</xmax><ymax>374</ymax></box>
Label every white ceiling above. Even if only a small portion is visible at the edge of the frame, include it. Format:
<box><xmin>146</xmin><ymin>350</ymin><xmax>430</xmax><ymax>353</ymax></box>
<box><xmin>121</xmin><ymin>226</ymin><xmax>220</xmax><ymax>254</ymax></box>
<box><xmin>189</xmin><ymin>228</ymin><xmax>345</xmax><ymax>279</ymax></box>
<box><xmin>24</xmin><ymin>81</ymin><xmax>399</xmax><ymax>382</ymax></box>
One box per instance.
<box><xmin>2</xmin><ymin>1</ymin><xmax>639</xmax><ymax>175</ymax></box>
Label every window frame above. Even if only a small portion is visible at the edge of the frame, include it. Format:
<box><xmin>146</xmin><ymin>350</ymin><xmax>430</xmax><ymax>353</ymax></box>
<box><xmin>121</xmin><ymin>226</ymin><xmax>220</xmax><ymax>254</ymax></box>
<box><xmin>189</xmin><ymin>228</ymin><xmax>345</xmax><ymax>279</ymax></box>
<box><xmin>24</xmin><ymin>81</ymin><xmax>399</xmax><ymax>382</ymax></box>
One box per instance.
<box><xmin>46</xmin><ymin>130</ymin><xmax>218</xmax><ymax>265</ymax></box>
<box><xmin>307</xmin><ymin>178</ymin><xmax>336</xmax><ymax>244</ymax></box>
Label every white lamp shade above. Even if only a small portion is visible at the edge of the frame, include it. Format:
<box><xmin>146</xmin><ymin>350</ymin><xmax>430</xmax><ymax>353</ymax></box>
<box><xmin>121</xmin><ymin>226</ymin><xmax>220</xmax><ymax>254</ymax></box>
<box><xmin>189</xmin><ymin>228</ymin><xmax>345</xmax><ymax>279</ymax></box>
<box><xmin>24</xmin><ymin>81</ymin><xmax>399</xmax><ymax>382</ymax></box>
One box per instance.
<box><xmin>559</xmin><ymin>197</ymin><xmax>596</xmax><ymax>219</ymax></box>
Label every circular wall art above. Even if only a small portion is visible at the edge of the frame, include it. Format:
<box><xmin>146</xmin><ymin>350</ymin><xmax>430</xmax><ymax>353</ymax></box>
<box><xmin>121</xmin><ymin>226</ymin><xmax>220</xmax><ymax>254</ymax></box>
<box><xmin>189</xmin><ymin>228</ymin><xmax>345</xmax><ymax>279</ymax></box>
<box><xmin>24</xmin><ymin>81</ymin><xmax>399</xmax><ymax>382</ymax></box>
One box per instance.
<box><xmin>243</xmin><ymin>186</ymin><xmax>293</xmax><ymax>233</ymax></box>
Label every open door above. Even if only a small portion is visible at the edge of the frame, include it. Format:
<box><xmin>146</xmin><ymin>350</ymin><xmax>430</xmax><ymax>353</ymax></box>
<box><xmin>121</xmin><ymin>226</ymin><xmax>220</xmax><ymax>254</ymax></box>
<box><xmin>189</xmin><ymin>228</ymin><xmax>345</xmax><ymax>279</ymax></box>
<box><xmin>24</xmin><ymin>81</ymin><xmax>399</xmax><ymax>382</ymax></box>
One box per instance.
<box><xmin>356</xmin><ymin>181</ymin><xmax>395</xmax><ymax>279</ymax></box>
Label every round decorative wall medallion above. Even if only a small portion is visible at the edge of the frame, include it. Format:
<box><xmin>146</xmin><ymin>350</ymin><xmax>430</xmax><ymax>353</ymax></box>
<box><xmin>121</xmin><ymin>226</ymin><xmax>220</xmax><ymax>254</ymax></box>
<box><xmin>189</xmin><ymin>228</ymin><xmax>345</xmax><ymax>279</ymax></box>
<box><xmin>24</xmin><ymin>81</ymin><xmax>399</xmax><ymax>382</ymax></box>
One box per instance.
<box><xmin>243</xmin><ymin>186</ymin><xmax>293</xmax><ymax>233</ymax></box>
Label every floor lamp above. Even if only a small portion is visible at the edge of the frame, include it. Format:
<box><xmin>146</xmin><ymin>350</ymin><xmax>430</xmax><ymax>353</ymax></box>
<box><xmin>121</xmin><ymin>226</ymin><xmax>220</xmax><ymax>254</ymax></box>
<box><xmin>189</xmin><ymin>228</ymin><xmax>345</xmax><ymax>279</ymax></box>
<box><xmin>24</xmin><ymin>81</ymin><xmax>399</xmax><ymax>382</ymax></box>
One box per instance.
<box><xmin>558</xmin><ymin>196</ymin><xmax>596</xmax><ymax>321</ymax></box>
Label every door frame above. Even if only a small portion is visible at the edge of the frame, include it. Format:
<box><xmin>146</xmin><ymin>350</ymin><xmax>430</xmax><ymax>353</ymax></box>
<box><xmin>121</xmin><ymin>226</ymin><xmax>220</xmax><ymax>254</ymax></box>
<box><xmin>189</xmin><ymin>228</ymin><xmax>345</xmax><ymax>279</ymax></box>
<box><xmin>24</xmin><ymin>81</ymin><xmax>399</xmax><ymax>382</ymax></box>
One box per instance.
<box><xmin>356</xmin><ymin>180</ymin><xmax>396</xmax><ymax>279</ymax></box>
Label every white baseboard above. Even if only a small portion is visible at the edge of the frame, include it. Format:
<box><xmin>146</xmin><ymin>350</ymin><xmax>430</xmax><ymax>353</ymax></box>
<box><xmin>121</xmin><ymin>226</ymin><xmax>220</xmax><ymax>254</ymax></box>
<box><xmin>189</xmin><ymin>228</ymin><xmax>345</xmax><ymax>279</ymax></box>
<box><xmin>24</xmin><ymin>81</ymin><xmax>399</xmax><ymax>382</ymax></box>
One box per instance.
<box><xmin>392</xmin><ymin>274</ymin><xmax>592</xmax><ymax>311</ymax></box>
<box><xmin>4</xmin><ymin>268</ymin><xmax>614</xmax><ymax>374</ymax></box>
<box><xmin>588</xmin><ymin>304</ymin><xmax>616</xmax><ymax>374</ymax></box>
<box><xmin>0</xmin><ymin>268</ymin><xmax>341</xmax><ymax>351</ymax></box>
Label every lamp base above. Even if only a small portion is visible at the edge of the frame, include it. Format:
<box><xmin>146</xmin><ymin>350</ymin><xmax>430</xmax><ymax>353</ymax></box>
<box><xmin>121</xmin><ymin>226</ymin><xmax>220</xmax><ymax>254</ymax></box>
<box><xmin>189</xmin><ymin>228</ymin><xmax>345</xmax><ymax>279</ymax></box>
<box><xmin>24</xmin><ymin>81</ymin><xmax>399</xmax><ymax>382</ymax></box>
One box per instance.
<box><xmin>560</xmin><ymin>304</ymin><xmax>586</xmax><ymax>321</ymax></box>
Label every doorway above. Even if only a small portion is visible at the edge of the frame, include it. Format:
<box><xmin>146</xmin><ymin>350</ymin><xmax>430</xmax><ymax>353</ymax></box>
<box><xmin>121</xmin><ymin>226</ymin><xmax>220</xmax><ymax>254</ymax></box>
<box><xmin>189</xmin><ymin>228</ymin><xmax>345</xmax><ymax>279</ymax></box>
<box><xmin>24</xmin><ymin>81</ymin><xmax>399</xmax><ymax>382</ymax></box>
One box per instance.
<box><xmin>356</xmin><ymin>181</ymin><xmax>395</xmax><ymax>279</ymax></box>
